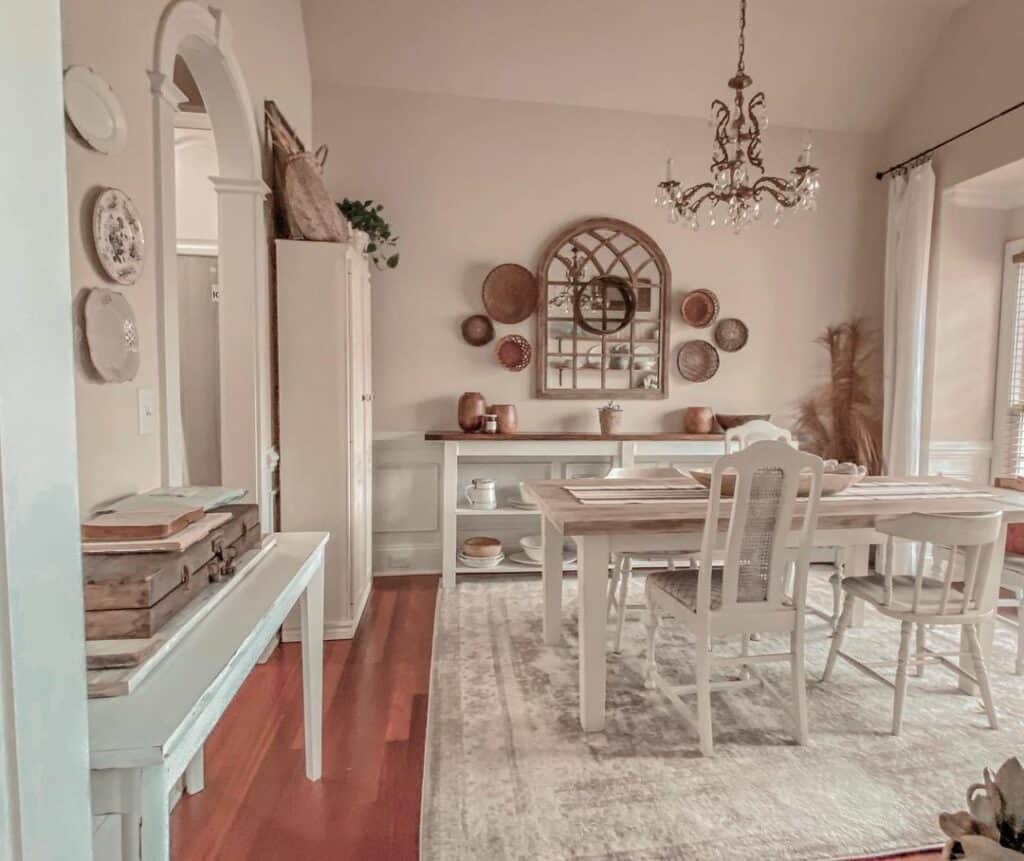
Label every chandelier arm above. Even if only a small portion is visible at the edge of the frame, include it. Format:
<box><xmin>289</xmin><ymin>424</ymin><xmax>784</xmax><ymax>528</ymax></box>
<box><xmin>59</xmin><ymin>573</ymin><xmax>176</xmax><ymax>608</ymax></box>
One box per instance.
<box><xmin>745</xmin><ymin>91</ymin><xmax>766</xmax><ymax>171</ymax></box>
<box><xmin>710</xmin><ymin>99</ymin><xmax>732</xmax><ymax>167</ymax></box>
<box><xmin>677</xmin><ymin>184</ymin><xmax>717</xmax><ymax>213</ymax></box>
<box><xmin>752</xmin><ymin>175</ymin><xmax>797</xmax><ymax>207</ymax></box>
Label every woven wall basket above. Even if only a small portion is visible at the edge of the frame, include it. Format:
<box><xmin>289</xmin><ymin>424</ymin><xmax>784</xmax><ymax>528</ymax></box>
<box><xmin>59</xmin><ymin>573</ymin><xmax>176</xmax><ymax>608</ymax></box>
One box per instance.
<box><xmin>283</xmin><ymin>146</ymin><xmax>349</xmax><ymax>243</ymax></box>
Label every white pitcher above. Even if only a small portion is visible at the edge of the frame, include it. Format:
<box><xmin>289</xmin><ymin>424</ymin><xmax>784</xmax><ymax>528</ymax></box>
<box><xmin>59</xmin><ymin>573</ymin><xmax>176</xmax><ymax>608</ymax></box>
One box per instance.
<box><xmin>465</xmin><ymin>478</ymin><xmax>497</xmax><ymax>510</ymax></box>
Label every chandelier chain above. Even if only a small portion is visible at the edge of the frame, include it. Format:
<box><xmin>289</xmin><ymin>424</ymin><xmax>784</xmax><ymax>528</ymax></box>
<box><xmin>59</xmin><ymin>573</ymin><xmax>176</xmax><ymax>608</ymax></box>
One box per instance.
<box><xmin>737</xmin><ymin>0</ymin><xmax>747</xmax><ymax>74</ymax></box>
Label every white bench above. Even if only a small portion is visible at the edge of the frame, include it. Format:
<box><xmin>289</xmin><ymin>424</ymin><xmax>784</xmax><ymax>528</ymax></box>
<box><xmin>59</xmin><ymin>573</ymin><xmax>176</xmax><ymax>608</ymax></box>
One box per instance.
<box><xmin>88</xmin><ymin>531</ymin><xmax>328</xmax><ymax>861</ymax></box>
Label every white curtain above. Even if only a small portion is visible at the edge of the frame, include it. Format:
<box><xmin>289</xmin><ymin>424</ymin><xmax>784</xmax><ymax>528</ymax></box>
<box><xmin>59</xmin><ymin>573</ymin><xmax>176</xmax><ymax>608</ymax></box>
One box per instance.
<box><xmin>883</xmin><ymin>161</ymin><xmax>935</xmax><ymax>479</ymax></box>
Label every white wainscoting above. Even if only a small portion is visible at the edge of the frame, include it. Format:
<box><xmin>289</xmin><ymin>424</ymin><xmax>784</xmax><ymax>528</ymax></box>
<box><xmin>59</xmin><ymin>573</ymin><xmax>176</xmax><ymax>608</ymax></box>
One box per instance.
<box><xmin>373</xmin><ymin>434</ymin><xmax>446</xmax><ymax>574</ymax></box>
<box><xmin>926</xmin><ymin>440</ymin><xmax>993</xmax><ymax>482</ymax></box>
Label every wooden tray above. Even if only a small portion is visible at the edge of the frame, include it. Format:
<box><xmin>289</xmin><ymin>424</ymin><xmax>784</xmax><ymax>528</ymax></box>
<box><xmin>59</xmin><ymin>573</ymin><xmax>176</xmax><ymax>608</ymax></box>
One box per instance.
<box><xmin>82</xmin><ymin>506</ymin><xmax>204</xmax><ymax>540</ymax></box>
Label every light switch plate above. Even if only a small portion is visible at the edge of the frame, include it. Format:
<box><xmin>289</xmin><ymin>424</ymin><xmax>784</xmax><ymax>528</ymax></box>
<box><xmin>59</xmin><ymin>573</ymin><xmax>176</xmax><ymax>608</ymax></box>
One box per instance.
<box><xmin>137</xmin><ymin>388</ymin><xmax>155</xmax><ymax>435</ymax></box>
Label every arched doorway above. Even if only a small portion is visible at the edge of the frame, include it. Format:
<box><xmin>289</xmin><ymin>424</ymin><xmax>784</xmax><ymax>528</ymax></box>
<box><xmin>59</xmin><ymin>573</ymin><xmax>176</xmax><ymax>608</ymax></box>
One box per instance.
<box><xmin>150</xmin><ymin>0</ymin><xmax>273</xmax><ymax>530</ymax></box>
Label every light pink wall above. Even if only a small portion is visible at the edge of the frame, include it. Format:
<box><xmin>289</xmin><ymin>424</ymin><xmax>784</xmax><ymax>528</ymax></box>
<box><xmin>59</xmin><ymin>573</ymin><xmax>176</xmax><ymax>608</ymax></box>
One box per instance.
<box><xmin>885</xmin><ymin>0</ymin><xmax>1024</xmax><ymax>192</ymax></box>
<box><xmin>927</xmin><ymin>202</ymin><xmax>1007</xmax><ymax>441</ymax></box>
<box><xmin>63</xmin><ymin>0</ymin><xmax>312</xmax><ymax>512</ymax></box>
<box><xmin>316</xmin><ymin>84</ymin><xmax>886</xmax><ymax>434</ymax></box>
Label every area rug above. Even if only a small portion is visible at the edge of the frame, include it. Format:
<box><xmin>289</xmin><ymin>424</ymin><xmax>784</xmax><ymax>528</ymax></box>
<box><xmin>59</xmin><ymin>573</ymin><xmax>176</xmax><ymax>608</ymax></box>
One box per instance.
<box><xmin>421</xmin><ymin>574</ymin><xmax>1023</xmax><ymax>860</ymax></box>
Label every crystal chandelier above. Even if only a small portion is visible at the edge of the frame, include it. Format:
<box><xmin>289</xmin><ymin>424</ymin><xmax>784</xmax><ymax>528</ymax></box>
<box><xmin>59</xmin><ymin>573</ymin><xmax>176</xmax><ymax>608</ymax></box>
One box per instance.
<box><xmin>654</xmin><ymin>0</ymin><xmax>820</xmax><ymax>232</ymax></box>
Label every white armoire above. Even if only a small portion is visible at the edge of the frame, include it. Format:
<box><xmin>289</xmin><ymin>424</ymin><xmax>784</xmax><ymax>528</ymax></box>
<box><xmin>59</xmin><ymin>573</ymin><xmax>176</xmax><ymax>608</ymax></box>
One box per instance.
<box><xmin>276</xmin><ymin>238</ymin><xmax>373</xmax><ymax>640</ymax></box>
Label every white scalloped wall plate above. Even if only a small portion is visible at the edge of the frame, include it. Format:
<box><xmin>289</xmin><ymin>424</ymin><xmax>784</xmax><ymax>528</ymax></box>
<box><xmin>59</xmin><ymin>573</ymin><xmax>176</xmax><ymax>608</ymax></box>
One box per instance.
<box><xmin>63</xmin><ymin>65</ymin><xmax>127</xmax><ymax>155</ymax></box>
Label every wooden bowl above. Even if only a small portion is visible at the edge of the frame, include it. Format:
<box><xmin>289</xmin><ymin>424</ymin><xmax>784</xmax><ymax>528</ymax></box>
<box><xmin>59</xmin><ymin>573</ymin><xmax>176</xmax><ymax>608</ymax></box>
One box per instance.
<box><xmin>688</xmin><ymin>469</ymin><xmax>866</xmax><ymax>497</ymax></box>
<box><xmin>680</xmin><ymin>289</ymin><xmax>720</xmax><ymax>328</ymax></box>
<box><xmin>715</xmin><ymin>413</ymin><xmax>770</xmax><ymax>431</ymax></box>
<box><xmin>461</xmin><ymin>536</ymin><xmax>503</xmax><ymax>558</ymax></box>
<box><xmin>461</xmin><ymin>314</ymin><xmax>495</xmax><ymax>346</ymax></box>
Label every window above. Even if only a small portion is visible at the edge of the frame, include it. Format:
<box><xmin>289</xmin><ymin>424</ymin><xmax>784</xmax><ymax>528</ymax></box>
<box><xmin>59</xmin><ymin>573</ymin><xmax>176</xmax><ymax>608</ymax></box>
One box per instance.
<box><xmin>994</xmin><ymin>239</ymin><xmax>1024</xmax><ymax>475</ymax></box>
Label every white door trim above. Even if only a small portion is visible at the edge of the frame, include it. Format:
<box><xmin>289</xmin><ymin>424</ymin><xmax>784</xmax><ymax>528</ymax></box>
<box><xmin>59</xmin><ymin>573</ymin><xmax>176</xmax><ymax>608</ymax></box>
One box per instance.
<box><xmin>992</xmin><ymin>238</ymin><xmax>1024</xmax><ymax>479</ymax></box>
<box><xmin>151</xmin><ymin>1</ymin><xmax>274</xmax><ymax>531</ymax></box>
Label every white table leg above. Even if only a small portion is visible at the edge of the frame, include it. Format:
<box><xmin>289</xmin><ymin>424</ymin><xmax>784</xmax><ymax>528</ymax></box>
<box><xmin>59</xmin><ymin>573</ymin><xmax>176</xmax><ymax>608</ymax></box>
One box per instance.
<box><xmin>959</xmin><ymin>519</ymin><xmax>1007</xmax><ymax>695</ymax></box>
<box><xmin>299</xmin><ymin>555</ymin><xmax>325</xmax><ymax>781</ymax></box>
<box><xmin>184</xmin><ymin>747</ymin><xmax>205</xmax><ymax>795</ymax></box>
<box><xmin>139</xmin><ymin>765</ymin><xmax>169</xmax><ymax>861</ymax></box>
<box><xmin>542</xmin><ymin>515</ymin><xmax>564</xmax><ymax>646</ymax></box>
<box><xmin>844</xmin><ymin>543</ymin><xmax>869</xmax><ymax>627</ymax></box>
<box><xmin>578</xmin><ymin>534</ymin><xmax>610</xmax><ymax>733</ymax></box>
<box><xmin>441</xmin><ymin>441</ymin><xmax>458</xmax><ymax>589</ymax></box>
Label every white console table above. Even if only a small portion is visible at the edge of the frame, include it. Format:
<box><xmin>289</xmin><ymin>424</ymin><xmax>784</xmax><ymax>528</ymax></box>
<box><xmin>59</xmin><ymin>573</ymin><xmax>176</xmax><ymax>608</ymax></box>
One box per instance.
<box><xmin>88</xmin><ymin>531</ymin><xmax>328</xmax><ymax>861</ymax></box>
<box><xmin>426</xmin><ymin>432</ymin><xmax>726</xmax><ymax>589</ymax></box>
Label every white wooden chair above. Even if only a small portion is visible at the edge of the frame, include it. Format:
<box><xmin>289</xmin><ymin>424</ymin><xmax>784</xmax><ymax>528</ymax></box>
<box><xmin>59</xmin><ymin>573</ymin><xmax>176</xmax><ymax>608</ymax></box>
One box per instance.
<box><xmin>822</xmin><ymin>511</ymin><xmax>1003</xmax><ymax>734</ymax></box>
<box><xmin>999</xmin><ymin>556</ymin><xmax>1024</xmax><ymax>675</ymax></box>
<box><xmin>643</xmin><ymin>441</ymin><xmax>824</xmax><ymax>756</ymax></box>
<box><xmin>723</xmin><ymin>419</ymin><xmax>794</xmax><ymax>454</ymax></box>
<box><xmin>726</xmin><ymin>419</ymin><xmax>849</xmax><ymax>628</ymax></box>
<box><xmin>605</xmin><ymin>466</ymin><xmax>695</xmax><ymax>653</ymax></box>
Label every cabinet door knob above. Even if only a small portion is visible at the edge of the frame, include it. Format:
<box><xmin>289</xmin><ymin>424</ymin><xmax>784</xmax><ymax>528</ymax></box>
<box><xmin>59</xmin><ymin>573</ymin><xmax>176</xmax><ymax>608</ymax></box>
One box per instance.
<box><xmin>362</xmin><ymin>393</ymin><xmax>373</xmax><ymax>402</ymax></box>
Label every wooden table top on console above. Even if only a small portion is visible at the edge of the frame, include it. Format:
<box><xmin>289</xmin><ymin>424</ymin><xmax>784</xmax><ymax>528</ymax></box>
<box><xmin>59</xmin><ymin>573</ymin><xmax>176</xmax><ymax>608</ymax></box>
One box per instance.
<box><xmin>424</xmin><ymin>431</ymin><xmax>724</xmax><ymax>442</ymax></box>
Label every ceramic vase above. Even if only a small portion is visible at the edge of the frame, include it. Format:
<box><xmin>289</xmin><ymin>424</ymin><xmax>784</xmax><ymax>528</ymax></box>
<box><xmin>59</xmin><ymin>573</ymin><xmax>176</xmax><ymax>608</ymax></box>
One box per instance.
<box><xmin>682</xmin><ymin>406</ymin><xmax>714</xmax><ymax>434</ymax></box>
<box><xmin>458</xmin><ymin>392</ymin><xmax>486</xmax><ymax>432</ymax></box>
<box><xmin>492</xmin><ymin>404</ymin><xmax>518</xmax><ymax>434</ymax></box>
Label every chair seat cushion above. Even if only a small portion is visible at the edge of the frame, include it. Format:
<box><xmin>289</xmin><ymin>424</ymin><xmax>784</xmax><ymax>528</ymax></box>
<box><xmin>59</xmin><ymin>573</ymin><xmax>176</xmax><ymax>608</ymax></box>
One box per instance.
<box><xmin>833</xmin><ymin>572</ymin><xmax>953</xmax><ymax>608</ymax></box>
<box><xmin>648</xmin><ymin>568</ymin><xmax>766</xmax><ymax>611</ymax></box>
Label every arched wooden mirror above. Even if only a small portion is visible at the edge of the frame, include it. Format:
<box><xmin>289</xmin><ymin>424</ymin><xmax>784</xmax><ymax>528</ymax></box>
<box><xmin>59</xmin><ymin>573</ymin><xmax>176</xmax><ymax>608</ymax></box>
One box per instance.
<box><xmin>536</xmin><ymin>217</ymin><xmax>671</xmax><ymax>399</ymax></box>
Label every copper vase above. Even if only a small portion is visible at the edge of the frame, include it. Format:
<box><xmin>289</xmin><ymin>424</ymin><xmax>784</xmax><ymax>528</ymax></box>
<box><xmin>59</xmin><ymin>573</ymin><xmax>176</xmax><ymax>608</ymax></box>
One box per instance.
<box><xmin>458</xmin><ymin>392</ymin><xmax>486</xmax><ymax>432</ymax></box>
<box><xmin>682</xmin><ymin>406</ymin><xmax>714</xmax><ymax>434</ymax></box>
<box><xmin>492</xmin><ymin>404</ymin><xmax>518</xmax><ymax>434</ymax></box>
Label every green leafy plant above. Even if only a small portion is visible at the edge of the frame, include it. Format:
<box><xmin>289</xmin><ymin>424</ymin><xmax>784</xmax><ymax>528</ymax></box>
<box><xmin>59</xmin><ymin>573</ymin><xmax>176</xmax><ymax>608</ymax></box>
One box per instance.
<box><xmin>337</xmin><ymin>198</ymin><xmax>400</xmax><ymax>270</ymax></box>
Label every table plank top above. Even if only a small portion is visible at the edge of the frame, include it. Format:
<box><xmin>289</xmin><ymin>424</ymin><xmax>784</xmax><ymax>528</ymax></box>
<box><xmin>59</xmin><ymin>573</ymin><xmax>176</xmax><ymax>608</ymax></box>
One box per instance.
<box><xmin>523</xmin><ymin>475</ymin><xmax>1024</xmax><ymax>536</ymax></box>
<box><xmin>424</xmin><ymin>431</ymin><xmax>724</xmax><ymax>442</ymax></box>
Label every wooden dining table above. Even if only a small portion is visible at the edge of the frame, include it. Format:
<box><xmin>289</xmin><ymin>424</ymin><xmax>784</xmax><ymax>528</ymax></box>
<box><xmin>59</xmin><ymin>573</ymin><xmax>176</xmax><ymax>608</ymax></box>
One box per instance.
<box><xmin>523</xmin><ymin>475</ymin><xmax>1024</xmax><ymax>733</ymax></box>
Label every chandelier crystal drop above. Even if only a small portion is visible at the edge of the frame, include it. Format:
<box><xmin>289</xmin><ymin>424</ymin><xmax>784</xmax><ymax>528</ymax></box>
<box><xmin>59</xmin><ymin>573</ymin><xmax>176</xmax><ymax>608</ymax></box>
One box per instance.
<box><xmin>654</xmin><ymin>0</ymin><xmax>820</xmax><ymax>232</ymax></box>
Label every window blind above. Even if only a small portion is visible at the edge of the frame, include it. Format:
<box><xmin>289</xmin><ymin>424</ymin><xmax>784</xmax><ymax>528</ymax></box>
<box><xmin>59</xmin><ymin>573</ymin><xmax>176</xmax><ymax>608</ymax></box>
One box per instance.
<box><xmin>1004</xmin><ymin>262</ymin><xmax>1024</xmax><ymax>474</ymax></box>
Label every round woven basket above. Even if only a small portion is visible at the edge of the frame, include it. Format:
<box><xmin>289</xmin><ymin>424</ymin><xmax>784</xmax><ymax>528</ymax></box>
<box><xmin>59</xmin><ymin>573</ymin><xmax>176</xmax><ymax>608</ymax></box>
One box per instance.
<box><xmin>677</xmin><ymin>340</ymin><xmax>720</xmax><ymax>382</ymax></box>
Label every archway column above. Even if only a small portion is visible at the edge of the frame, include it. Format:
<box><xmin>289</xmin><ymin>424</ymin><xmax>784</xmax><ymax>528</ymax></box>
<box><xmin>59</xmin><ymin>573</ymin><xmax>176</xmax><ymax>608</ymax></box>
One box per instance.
<box><xmin>211</xmin><ymin>176</ymin><xmax>272</xmax><ymax>523</ymax></box>
<box><xmin>148</xmin><ymin>69</ymin><xmax>188</xmax><ymax>488</ymax></box>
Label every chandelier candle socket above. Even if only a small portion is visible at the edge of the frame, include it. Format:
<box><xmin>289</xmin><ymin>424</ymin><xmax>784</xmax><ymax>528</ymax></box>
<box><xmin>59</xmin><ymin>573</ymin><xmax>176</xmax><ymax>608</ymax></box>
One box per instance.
<box><xmin>654</xmin><ymin>0</ymin><xmax>820</xmax><ymax>232</ymax></box>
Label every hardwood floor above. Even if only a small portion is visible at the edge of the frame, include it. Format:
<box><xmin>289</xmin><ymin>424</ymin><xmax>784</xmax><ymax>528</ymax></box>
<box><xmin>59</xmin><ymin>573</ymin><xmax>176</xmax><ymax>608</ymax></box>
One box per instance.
<box><xmin>170</xmin><ymin>572</ymin><xmax>941</xmax><ymax>860</ymax></box>
<box><xmin>171</xmin><ymin>574</ymin><xmax>438</xmax><ymax>860</ymax></box>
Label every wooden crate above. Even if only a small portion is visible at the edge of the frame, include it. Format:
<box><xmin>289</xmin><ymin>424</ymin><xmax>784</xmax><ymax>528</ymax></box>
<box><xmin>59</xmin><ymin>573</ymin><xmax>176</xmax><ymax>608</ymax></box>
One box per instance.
<box><xmin>83</xmin><ymin>504</ymin><xmax>260</xmax><ymax>640</ymax></box>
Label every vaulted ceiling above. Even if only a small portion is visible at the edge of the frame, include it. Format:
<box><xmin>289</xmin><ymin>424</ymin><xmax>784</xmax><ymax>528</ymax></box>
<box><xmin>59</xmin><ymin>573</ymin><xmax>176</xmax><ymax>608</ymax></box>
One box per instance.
<box><xmin>302</xmin><ymin>0</ymin><xmax>968</xmax><ymax>134</ymax></box>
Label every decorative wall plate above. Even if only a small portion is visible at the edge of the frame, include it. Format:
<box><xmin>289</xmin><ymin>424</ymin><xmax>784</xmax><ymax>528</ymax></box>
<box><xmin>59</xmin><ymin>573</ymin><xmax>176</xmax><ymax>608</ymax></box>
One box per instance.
<box><xmin>63</xmin><ymin>66</ymin><xmax>127</xmax><ymax>155</ymax></box>
<box><xmin>573</xmin><ymin>274</ymin><xmax>636</xmax><ymax>335</ymax></box>
<box><xmin>84</xmin><ymin>288</ymin><xmax>140</xmax><ymax>383</ymax></box>
<box><xmin>461</xmin><ymin>314</ymin><xmax>495</xmax><ymax>346</ymax></box>
<box><xmin>93</xmin><ymin>188</ymin><xmax>144</xmax><ymax>285</ymax></box>
<box><xmin>676</xmin><ymin>340</ymin><xmax>719</xmax><ymax>382</ymax></box>
<box><xmin>482</xmin><ymin>263</ymin><xmax>538</xmax><ymax>324</ymax></box>
<box><xmin>714</xmin><ymin>317</ymin><xmax>749</xmax><ymax>352</ymax></box>
<box><xmin>680</xmin><ymin>289</ymin><xmax>720</xmax><ymax>328</ymax></box>
<box><xmin>495</xmin><ymin>334</ymin><xmax>532</xmax><ymax>371</ymax></box>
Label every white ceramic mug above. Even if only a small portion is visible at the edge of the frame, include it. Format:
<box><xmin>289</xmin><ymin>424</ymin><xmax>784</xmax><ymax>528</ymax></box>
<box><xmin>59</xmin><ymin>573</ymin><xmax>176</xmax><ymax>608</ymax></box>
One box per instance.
<box><xmin>465</xmin><ymin>478</ymin><xmax>497</xmax><ymax>509</ymax></box>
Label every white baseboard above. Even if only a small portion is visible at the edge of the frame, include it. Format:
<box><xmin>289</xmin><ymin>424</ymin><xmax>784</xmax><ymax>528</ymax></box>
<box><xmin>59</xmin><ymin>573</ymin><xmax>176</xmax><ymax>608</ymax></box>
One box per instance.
<box><xmin>281</xmin><ymin>581</ymin><xmax>372</xmax><ymax>642</ymax></box>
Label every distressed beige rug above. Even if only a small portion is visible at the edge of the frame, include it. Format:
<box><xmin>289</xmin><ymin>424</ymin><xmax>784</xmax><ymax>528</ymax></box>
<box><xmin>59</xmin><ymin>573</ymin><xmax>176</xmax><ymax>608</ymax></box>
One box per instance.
<box><xmin>421</xmin><ymin>575</ymin><xmax>1024</xmax><ymax>860</ymax></box>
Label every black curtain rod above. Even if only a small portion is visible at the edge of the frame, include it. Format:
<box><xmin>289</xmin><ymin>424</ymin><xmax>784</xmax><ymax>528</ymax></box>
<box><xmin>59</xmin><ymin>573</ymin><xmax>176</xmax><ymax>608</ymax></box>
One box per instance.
<box><xmin>875</xmin><ymin>98</ymin><xmax>1024</xmax><ymax>180</ymax></box>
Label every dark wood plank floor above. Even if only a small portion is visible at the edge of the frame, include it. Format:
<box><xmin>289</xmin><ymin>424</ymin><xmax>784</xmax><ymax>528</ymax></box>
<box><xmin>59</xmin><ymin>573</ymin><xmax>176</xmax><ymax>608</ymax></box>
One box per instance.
<box><xmin>171</xmin><ymin>572</ymin><xmax>939</xmax><ymax>860</ymax></box>
<box><xmin>171</xmin><ymin>574</ymin><xmax>438</xmax><ymax>860</ymax></box>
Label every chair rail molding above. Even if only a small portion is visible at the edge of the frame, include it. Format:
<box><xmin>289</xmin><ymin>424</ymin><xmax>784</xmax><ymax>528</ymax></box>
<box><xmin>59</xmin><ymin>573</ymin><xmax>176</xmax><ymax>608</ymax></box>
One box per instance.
<box><xmin>927</xmin><ymin>439</ymin><xmax>993</xmax><ymax>482</ymax></box>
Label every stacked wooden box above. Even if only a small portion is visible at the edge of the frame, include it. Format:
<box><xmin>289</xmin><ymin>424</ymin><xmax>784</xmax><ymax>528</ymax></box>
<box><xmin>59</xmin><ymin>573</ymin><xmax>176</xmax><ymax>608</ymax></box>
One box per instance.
<box><xmin>82</xmin><ymin>503</ymin><xmax>261</xmax><ymax>645</ymax></box>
